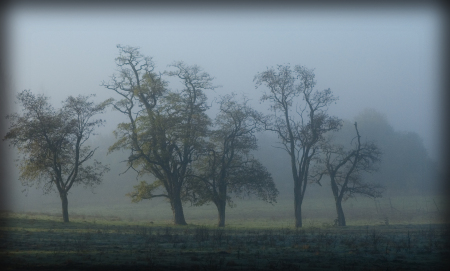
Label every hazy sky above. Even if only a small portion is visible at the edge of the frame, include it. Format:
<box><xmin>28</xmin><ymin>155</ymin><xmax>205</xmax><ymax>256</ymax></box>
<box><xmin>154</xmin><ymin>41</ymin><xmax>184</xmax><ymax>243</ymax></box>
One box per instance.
<box><xmin>5</xmin><ymin>3</ymin><xmax>442</xmax><ymax>159</ymax></box>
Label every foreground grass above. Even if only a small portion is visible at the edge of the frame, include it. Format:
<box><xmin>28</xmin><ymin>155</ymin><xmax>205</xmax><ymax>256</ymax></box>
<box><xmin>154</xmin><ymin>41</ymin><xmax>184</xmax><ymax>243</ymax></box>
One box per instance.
<box><xmin>1</xmin><ymin>211</ymin><xmax>449</xmax><ymax>271</ymax></box>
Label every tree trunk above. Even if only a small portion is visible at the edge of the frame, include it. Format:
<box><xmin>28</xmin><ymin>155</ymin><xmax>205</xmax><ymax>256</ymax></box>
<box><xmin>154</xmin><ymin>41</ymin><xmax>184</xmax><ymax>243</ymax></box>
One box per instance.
<box><xmin>216</xmin><ymin>181</ymin><xmax>227</xmax><ymax>227</ymax></box>
<box><xmin>330</xmin><ymin>176</ymin><xmax>346</xmax><ymax>226</ymax></box>
<box><xmin>60</xmin><ymin>192</ymin><xmax>69</xmax><ymax>223</ymax></box>
<box><xmin>294</xmin><ymin>181</ymin><xmax>303</xmax><ymax>228</ymax></box>
<box><xmin>335</xmin><ymin>199</ymin><xmax>346</xmax><ymax>226</ymax></box>
<box><xmin>295</xmin><ymin>200</ymin><xmax>302</xmax><ymax>228</ymax></box>
<box><xmin>217</xmin><ymin>199</ymin><xmax>226</xmax><ymax>227</ymax></box>
<box><xmin>170</xmin><ymin>188</ymin><xmax>187</xmax><ymax>225</ymax></box>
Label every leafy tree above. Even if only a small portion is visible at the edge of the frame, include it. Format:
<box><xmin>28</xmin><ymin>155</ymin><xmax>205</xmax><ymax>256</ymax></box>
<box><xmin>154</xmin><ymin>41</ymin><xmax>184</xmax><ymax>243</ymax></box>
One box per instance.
<box><xmin>254</xmin><ymin>65</ymin><xmax>341</xmax><ymax>227</ymax></box>
<box><xmin>314</xmin><ymin>122</ymin><xmax>383</xmax><ymax>226</ymax></box>
<box><xmin>188</xmin><ymin>94</ymin><xmax>278</xmax><ymax>227</ymax></box>
<box><xmin>103</xmin><ymin>45</ymin><xmax>215</xmax><ymax>225</ymax></box>
<box><xmin>3</xmin><ymin>90</ymin><xmax>109</xmax><ymax>222</ymax></box>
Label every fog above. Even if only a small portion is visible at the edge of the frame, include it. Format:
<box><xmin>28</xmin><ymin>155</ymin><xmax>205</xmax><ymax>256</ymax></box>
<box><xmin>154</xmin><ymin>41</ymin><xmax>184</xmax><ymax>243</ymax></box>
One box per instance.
<box><xmin>1</xmin><ymin>3</ymin><xmax>443</xmax><ymax>216</ymax></box>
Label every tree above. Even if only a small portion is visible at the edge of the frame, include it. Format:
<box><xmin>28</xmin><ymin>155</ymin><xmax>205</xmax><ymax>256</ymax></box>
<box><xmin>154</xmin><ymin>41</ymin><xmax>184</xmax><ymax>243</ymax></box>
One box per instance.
<box><xmin>3</xmin><ymin>90</ymin><xmax>109</xmax><ymax>222</ymax></box>
<box><xmin>188</xmin><ymin>94</ymin><xmax>278</xmax><ymax>227</ymax></box>
<box><xmin>254</xmin><ymin>65</ymin><xmax>341</xmax><ymax>227</ymax></box>
<box><xmin>314</xmin><ymin>122</ymin><xmax>383</xmax><ymax>226</ymax></box>
<box><xmin>103</xmin><ymin>45</ymin><xmax>215</xmax><ymax>225</ymax></box>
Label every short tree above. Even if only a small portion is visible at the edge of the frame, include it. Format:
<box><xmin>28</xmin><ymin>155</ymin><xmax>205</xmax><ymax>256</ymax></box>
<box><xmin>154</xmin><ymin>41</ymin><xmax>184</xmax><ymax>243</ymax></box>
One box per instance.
<box><xmin>188</xmin><ymin>94</ymin><xmax>278</xmax><ymax>227</ymax></box>
<box><xmin>255</xmin><ymin>65</ymin><xmax>341</xmax><ymax>227</ymax></box>
<box><xmin>3</xmin><ymin>90</ymin><xmax>109</xmax><ymax>222</ymax></box>
<box><xmin>314</xmin><ymin>122</ymin><xmax>383</xmax><ymax>226</ymax></box>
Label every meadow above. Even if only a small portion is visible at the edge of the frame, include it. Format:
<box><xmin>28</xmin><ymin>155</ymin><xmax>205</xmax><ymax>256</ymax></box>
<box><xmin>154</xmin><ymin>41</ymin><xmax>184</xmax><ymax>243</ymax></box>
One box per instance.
<box><xmin>1</xmin><ymin>195</ymin><xmax>448</xmax><ymax>270</ymax></box>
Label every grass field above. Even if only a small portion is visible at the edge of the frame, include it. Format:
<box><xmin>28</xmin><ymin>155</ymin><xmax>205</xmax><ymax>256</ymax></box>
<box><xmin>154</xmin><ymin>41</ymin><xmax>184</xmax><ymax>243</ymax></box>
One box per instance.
<box><xmin>13</xmin><ymin>194</ymin><xmax>447</xmax><ymax>226</ymax></box>
<box><xmin>1</xmin><ymin>195</ymin><xmax>449</xmax><ymax>270</ymax></box>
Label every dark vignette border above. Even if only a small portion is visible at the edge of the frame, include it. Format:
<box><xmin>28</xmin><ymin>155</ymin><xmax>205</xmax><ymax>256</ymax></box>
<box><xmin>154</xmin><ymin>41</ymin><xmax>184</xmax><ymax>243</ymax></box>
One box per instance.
<box><xmin>0</xmin><ymin>0</ymin><xmax>448</xmax><ymax>270</ymax></box>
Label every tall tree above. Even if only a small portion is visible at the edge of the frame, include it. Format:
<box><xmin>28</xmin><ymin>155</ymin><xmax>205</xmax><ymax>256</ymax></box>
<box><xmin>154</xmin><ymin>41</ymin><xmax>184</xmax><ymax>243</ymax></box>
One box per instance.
<box><xmin>254</xmin><ymin>65</ymin><xmax>341</xmax><ymax>227</ymax></box>
<box><xmin>188</xmin><ymin>94</ymin><xmax>278</xmax><ymax>227</ymax></box>
<box><xmin>103</xmin><ymin>45</ymin><xmax>215</xmax><ymax>225</ymax></box>
<box><xmin>3</xmin><ymin>90</ymin><xmax>109</xmax><ymax>222</ymax></box>
<box><xmin>314</xmin><ymin>122</ymin><xmax>383</xmax><ymax>226</ymax></box>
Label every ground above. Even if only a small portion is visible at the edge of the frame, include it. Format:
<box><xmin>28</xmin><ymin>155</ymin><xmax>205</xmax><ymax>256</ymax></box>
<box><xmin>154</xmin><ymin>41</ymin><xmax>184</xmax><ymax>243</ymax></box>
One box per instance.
<box><xmin>1</xmin><ymin>202</ymin><xmax>449</xmax><ymax>270</ymax></box>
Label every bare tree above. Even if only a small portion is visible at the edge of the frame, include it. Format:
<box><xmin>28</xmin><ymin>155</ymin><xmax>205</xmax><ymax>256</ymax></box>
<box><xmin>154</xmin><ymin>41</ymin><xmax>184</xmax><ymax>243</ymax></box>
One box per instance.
<box><xmin>3</xmin><ymin>90</ymin><xmax>109</xmax><ymax>222</ymax></box>
<box><xmin>314</xmin><ymin>122</ymin><xmax>383</xmax><ymax>226</ymax></box>
<box><xmin>254</xmin><ymin>65</ymin><xmax>341</xmax><ymax>227</ymax></box>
